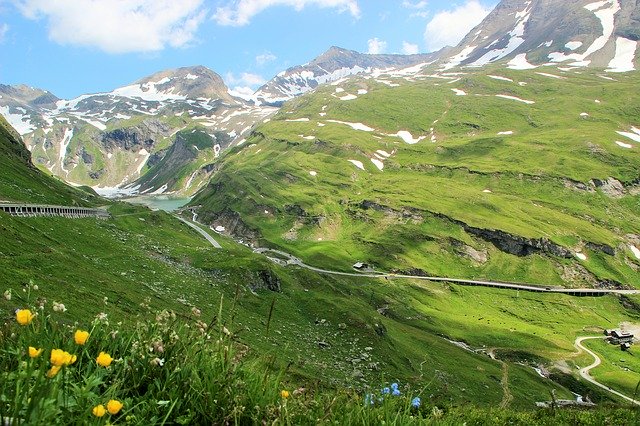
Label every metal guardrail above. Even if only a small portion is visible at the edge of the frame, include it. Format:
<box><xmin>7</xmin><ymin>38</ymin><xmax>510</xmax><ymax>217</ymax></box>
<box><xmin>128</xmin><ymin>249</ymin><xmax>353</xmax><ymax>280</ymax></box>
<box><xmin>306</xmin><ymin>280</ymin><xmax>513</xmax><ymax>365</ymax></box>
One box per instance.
<box><xmin>0</xmin><ymin>203</ymin><xmax>110</xmax><ymax>219</ymax></box>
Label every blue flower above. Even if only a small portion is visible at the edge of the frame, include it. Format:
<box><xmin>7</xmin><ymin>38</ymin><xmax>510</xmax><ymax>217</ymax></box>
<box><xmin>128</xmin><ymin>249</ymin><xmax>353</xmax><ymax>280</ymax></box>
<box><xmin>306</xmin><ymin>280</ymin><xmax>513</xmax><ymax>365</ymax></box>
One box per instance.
<box><xmin>381</xmin><ymin>387</ymin><xmax>390</xmax><ymax>395</ymax></box>
<box><xmin>411</xmin><ymin>397</ymin><xmax>421</xmax><ymax>408</ymax></box>
<box><xmin>391</xmin><ymin>383</ymin><xmax>399</xmax><ymax>390</ymax></box>
<box><xmin>364</xmin><ymin>394</ymin><xmax>375</xmax><ymax>406</ymax></box>
<box><xmin>392</xmin><ymin>388</ymin><xmax>401</xmax><ymax>396</ymax></box>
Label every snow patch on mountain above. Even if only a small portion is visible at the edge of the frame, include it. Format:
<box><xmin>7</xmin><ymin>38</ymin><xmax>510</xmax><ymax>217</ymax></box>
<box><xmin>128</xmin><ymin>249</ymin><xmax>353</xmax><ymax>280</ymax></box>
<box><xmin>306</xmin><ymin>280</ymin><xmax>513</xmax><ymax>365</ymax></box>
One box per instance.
<box><xmin>548</xmin><ymin>0</ymin><xmax>621</xmax><ymax>67</ymax></box>
<box><xmin>469</xmin><ymin>2</ymin><xmax>532</xmax><ymax>67</ymax></box>
<box><xmin>606</xmin><ymin>37</ymin><xmax>638</xmax><ymax>72</ymax></box>
<box><xmin>0</xmin><ymin>105</ymin><xmax>36</xmax><ymax>135</ymax></box>
<box><xmin>507</xmin><ymin>54</ymin><xmax>537</xmax><ymax>70</ymax></box>
<box><xmin>326</xmin><ymin>120</ymin><xmax>375</xmax><ymax>132</ymax></box>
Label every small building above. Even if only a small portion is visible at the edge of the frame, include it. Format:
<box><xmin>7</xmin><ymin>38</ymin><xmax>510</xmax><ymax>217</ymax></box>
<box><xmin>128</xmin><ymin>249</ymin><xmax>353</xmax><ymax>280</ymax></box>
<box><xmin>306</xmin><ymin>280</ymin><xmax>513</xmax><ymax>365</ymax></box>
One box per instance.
<box><xmin>607</xmin><ymin>329</ymin><xmax>634</xmax><ymax>345</ymax></box>
<box><xmin>621</xmin><ymin>342</ymin><xmax>632</xmax><ymax>351</ymax></box>
<box><xmin>353</xmin><ymin>262</ymin><xmax>368</xmax><ymax>270</ymax></box>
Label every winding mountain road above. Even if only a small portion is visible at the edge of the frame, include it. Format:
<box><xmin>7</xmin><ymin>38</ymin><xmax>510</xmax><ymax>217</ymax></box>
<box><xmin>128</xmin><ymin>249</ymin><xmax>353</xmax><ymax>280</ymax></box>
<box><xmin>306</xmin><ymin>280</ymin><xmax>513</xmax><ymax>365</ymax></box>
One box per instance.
<box><xmin>574</xmin><ymin>336</ymin><xmax>640</xmax><ymax>405</ymax></box>
<box><xmin>254</xmin><ymin>248</ymin><xmax>640</xmax><ymax>296</ymax></box>
<box><xmin>175</xmin><ymin>216</ymin><xmax>222</xmax><ymax>249</ymax></box>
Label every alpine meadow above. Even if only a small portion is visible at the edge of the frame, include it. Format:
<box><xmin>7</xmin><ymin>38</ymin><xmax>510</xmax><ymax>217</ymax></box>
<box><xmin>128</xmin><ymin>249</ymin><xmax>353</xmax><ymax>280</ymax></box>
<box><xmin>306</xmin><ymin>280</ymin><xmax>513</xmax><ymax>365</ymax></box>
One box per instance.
<box><xmin>1</xmin><ymin>0</ymin><xmax>640</xmax><ymax>424</ymax></box>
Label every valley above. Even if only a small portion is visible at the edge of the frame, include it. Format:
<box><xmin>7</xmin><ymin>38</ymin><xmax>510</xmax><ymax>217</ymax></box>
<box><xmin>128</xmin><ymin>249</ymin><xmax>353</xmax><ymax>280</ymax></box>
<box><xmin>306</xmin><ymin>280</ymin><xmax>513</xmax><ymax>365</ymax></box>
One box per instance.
<box><xmin>1</xmin><ymin>0</ymin><xmax>640</xmax><ymax>423</ymax></box>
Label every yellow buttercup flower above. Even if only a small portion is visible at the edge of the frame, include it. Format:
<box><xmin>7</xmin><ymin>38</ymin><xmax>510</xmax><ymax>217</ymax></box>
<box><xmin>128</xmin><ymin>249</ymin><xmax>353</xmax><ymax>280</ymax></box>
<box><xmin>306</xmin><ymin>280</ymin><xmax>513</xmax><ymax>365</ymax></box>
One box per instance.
<box><xmin>28</xmin><ymin>347</ymin><xmax>42</xmax><ymax>358</ymax></box>
<box><xmin>281</xmin><ymin>390</ymin><xmax>290</xmax><ymax>399</ymax></box>
<box><xmin>46</xmin><ymin>365</ymin><xmax>61</xmax><ymax>378</ymax></box>
<box><xmin>16</xmin><ymin>309</ymin><xmax>35</xmax><ymax>325</ymax></box>
<box><xmin>74</xmin><ymin>330</ymin><xmax>89</xmax><ymax>345</ymax></box>
<box><xmin>96</xmin><ymin>351</ymin><xmax>113</xmax><ymax>367</ymax></box>
<box><xmin>50</xmin><ymin>349</ymin><xmax>76</xmax><ymax>366</ymax></box>
<box><xmin>92</xmin><ymin>404</ymin><xmax>106</xmax><ymax>417</ymax></box>
<box><xmin>106</xmin><ymin>399</ymin><xmax>123</xmax><ymax>415</ymax></box>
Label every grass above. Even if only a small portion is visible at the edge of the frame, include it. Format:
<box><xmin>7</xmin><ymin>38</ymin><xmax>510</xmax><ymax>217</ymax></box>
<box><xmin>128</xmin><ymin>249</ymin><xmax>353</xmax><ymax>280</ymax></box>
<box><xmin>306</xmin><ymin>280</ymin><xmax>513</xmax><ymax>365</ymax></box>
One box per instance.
<box><xmin>193</xmin><ymin>66</ymin><xmax>640</xmax><ymax>289</ymax></box>
<box><xmin>4</xmin><ymin>65</ymin><xmax>640</xmax><ymax>421</ymax></box>
<box><xmin>1</xmin><ymin>292</ymin><xmax>640</xmax><ymax>424</ymax></box>
<box><xmin>0</xmin><ymin>116</ymin><xmax>100</xmax><ymax>206</ymax></box>
<box><xmin>4</xmin><ymin>204</ymin><xmax>640</xmax><ymax>407</ymax></box>
<box><xmin>583</xmin><ymin>338</ymin><xmax>640</xmax><ymax>399</ymax></box>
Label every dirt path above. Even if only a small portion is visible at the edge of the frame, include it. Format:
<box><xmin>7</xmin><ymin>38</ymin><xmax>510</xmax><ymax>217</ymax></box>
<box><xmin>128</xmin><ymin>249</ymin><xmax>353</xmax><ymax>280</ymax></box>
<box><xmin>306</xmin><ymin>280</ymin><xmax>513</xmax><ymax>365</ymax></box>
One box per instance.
<box><xmin>499</xmin><ymin>362</ymin><xmax>513</xmax><ymax>408</ymax></box>
<box><xmin>574</xmin><ymin>336</ymin><xmax>640</xmax><ymax>405</ymax></box>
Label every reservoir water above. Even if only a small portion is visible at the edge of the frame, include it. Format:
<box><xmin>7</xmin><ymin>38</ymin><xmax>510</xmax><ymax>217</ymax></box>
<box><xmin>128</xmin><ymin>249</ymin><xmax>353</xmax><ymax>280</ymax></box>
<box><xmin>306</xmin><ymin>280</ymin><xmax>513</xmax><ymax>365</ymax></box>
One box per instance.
<box><xmin>125</xmin><ymin>196</ymin><xmax>191</xmax><ymax>212</ymax></box>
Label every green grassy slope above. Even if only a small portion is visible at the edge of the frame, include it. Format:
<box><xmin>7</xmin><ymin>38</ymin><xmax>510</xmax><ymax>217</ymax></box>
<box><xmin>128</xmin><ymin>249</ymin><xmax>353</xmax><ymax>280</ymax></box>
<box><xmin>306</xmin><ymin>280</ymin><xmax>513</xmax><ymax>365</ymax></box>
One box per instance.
<box><xmin>193</xmin><ymin>66</ymin><xmax>640</xmax><ymax>289</ymax></box>
<box><xmin>4</xmin><ymin>204</ymin><xmax>640</xmax><ymax>407</ymax></box>
<box><xmin>0</xmin><ymin>116</ymin><xmax>100</xmax><ymax>206</ymax></box>
<box><xmin>2</xmin><ymin>84</ymin><xmax>640</xmax><ymax>414</ymax></box>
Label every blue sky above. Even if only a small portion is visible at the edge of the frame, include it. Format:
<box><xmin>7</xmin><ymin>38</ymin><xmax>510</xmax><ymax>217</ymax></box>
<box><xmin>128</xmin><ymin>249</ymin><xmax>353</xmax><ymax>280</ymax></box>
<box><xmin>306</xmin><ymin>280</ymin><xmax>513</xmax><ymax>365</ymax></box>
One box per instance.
<box><xmin>0</xmin><ymin>0</ymin><xmax>495</xmax><ymax>99</ymax></box>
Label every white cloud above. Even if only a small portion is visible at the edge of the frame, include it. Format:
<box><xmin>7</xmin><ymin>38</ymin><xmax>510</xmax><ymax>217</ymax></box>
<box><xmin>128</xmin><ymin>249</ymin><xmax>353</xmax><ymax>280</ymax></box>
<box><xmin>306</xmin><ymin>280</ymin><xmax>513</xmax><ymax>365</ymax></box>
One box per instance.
<box><xmin>402</xmin><ymin>41</ymin><xmax>419</xmax><ymax>55</ymax></box>
<box><xmin>225</xmin><ymin>72</ymin><xmax>266</xmax><ymax>87</ymax></box>
<box><xmin>0</xmin><ymin>24</ymin><xmax>8</xmax><ymax>43</ymax></box>
<box><xmin>214</xmin><ymin>0</ymin><xmax>360</xmax><ymax>26</ymax></box>
<box><xmin>228</xmin><ymin>86</ymin><xmax>257</xmax><ymax>100</ymax></box>
<box><xmin>16</xmin><ymin>0</ymin><xmax>206</xmax><ymax>54</ymax></box>
<box><xmin>402</xmin><ymin>1</ymin><xmax>428</xmax><ymax>9</ymax></box>
<box><xmin>367</xmin><ymin>38</ymin><xmax>387</xmax><ymax>54</ymax></box>
<box><xmin>424</xmin><ymin>0</ymin><xmax>493</xmax><ymax>51</ymax></box>
<box><xmin>256</xmin><ymin>51</ymin><xmax>277</xmax><ymax>65</ymax></box>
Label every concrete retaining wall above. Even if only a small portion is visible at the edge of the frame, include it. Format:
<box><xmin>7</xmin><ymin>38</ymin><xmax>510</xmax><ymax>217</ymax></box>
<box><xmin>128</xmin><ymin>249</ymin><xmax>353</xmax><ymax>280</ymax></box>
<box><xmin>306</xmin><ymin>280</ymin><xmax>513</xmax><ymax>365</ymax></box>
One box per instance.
<box><xmin>0</xmin><ymin>204</ymin><xmax>110</xmax><ymax>219</ymax></box>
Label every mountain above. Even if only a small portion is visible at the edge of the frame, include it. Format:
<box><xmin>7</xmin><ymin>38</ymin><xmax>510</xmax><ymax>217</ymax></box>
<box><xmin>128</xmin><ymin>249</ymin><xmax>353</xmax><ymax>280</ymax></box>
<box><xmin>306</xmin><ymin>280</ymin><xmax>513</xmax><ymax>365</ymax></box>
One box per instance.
<box><xmin>194</xmin><ymin>63</ymin><xmax>640</xmax><ymax>289</ymax></box>
<box><xmin>0</xmin><ymin>66</ymin><xmax>276</xmax><ymax>197</ymax></box>
<box><xmin>254</xmin><ymin>46</ymin><xmax>442</xmax><ymax>105</ymax></box>
<box><xmin>0</xmin><ymin>115</ymin><xmax>100</xmax><ymax>205</ymax></box>
<box><xmin>439</xmin><ymin>0</ymin><xmax>639</xmax><ymax>71</ymax></box>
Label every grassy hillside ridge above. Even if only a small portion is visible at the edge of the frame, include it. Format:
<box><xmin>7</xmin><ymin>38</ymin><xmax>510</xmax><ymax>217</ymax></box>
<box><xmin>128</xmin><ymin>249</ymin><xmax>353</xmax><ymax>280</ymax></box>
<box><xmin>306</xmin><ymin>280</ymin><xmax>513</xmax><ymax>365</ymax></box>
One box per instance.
<box><xmin>0</xmin><ymin>116</ymin><xmax>101</xmax><ymax>206</ymax></box>
<box><xmin>192</xmin><ymin>66</ymin><xmax>640</xmax><ymax>288</ymax></box>
<box><xmin>4</xmin><ymin>203</ymin><xmax>640</xmax><ymax>406</ymax></box>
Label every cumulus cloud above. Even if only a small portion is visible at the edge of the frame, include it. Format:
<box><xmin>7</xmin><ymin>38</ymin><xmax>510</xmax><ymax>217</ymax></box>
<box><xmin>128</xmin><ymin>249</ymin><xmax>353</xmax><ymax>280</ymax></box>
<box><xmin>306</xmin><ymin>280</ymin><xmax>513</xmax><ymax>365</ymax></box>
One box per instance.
<box><xmin>225</xmin><ymin>71</ymin><xmax>266</xmax><ymax>87</ymax></box>
<box><xmin>225</xmin><ymin>71</ymin><xmax>267</xmax><ymax>100</ymax></box>
<box><xmin>424</xmin><ymin>0</ymin><xmax>493</xmax><ymax>51</ymax></box>
<box><xmin>256</xmin><ymin>51</ymin><xmax>277</xmax><ymax>66</ymax></box>
<box><xmin>0</xmin><ymin>24</ymin><xmax>8</xmax><ymax>43</ymax></box>
<box><xmin>402</xmin><ymin>1</ymin><xmax>428</xmax><ymax>9</ymax></box>
<box><xmin>402</xmin><ymin>41</ymin><xmax>419</xmax><ymax>55</ymax></box>
<box><xmin>15</xmin><ymin>0</ymin><xmax>206</xmax><ymax>54</ymax></box>
<box><xmin>214</xmin><ymin>0</ymin><xmax>360</xmax><ymax>26</ymax></box>
<box><xmin>367</xmin><ymin>38</ymin><xmax>387</xmax><ymax>54</ymax></box>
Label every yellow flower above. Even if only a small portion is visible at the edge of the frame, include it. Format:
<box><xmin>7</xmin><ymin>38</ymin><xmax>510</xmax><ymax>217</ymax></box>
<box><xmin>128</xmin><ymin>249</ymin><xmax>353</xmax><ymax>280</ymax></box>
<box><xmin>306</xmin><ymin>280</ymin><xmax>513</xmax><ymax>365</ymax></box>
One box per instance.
<box><xmin>96</xmin><ymin>351</ymin><xmax>113</xmax><ymax>367</ymax></box>
<box><xmin>74</xmin><ymin>330</ymin><xmax>90</xmax><ymax>345</ymax></box>
<box><xmin>16</xmin><ymin>309</ymin><xmax>35</xmax><ymax>325</ymax></box>
<box><xmin>106</xmin><ymin>399</ymin><xmax>123</xmax><ymax>415</ymax></box>
<box><xmin>50</xmin><ymin>349</ymin><xmax>76</xmax><ymax>366</ymax></box>
<box><xmin>46</xmin><ymin>365</ymin><xmax>61</xmax><ymax>378</ymax></box>
<box><xmin>92</xmin><ymin>404</ymin><xmax>106</xmax><ymax>417</ymax></box>
<box><xmin>28</xmin><ymin>347</ymin><xmax>43</xmax><ymax>358</ymax></box>
<box><xmin>281</xmin><ymin>390</ymin><xmax>290</xmax><ymax>399</ymax></box>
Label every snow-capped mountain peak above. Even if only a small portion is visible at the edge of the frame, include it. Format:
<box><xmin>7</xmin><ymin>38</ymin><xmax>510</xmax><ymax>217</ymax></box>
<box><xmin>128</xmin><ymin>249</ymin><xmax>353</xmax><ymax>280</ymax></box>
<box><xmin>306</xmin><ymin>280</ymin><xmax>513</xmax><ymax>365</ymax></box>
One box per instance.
<box><xmin>439</xmin><ymin>0</ymin><xmax>639</xmax><ymax>72</ymax></box>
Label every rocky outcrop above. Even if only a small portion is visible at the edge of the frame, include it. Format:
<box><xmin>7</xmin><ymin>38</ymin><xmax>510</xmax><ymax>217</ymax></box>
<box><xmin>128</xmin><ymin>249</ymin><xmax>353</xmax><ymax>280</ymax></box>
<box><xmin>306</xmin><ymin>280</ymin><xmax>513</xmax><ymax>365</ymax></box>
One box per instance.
<box><xmin>450</xmin><ymin>238</ymin><xmax>489</xmax><ymax>263</ymax></box>
<box><xmin>591</xmin><ymin>177</ymin><xmax>626</xmax><ymax>198</ymax></box>
<box><xmin>463</xmin><ymin>225</ymin><xmax>573</xmax><ymax>258</ymax></box>
<box><xmin>80</xmin><ymin>147</ymin><xmax>94</xmax><ymax>165</ymax></box>
<box><xmin>200</xmin><ymin>207</ymin><xmax>261</xmax><ymax>246</ymax></box>
<box><xmin>356</xmin><ymin>200</ymin><xmax>423</xmax><ymax>223</ymax></box>
<box><xmin>99</xmin><ymin>119</ymin><xmax>171</xmax><ymax>152</ymax></box>
<box><xmin>250</xmin><ymin>269</ymin><xmax>281</xmax><ymax>292</ymax></box>
<box><xmin>585</xmin><ymin>242</ymin><xmax>615</xmax><ymax>256</ymax></box>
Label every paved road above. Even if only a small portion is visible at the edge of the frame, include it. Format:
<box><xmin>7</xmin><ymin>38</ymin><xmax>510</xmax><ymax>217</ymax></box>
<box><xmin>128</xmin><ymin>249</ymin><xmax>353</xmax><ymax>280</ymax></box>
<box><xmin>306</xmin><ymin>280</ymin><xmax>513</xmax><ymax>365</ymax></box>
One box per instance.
<box><xmin>175</xmin><ymin>216</ymin><xmax>222</xmax><ymax>249</ymax></box>
<box><xmin>575</xmin><ymin>336</ymin><xmax>640</xmax><ymax>405</ymax></box>
<box><xmin>254</xmin><ymin>248</ymin><xmax>640</xmax><ymax>296</ymax></box>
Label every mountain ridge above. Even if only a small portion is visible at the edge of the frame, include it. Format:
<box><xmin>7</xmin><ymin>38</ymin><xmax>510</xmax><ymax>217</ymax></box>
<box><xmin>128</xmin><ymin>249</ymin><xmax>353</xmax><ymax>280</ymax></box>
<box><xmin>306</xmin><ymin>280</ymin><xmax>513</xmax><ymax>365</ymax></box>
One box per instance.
<box><xmin>253</xmin><ymin>45</ymin><xmax>442</xmax><ymax>105</ymax></box>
